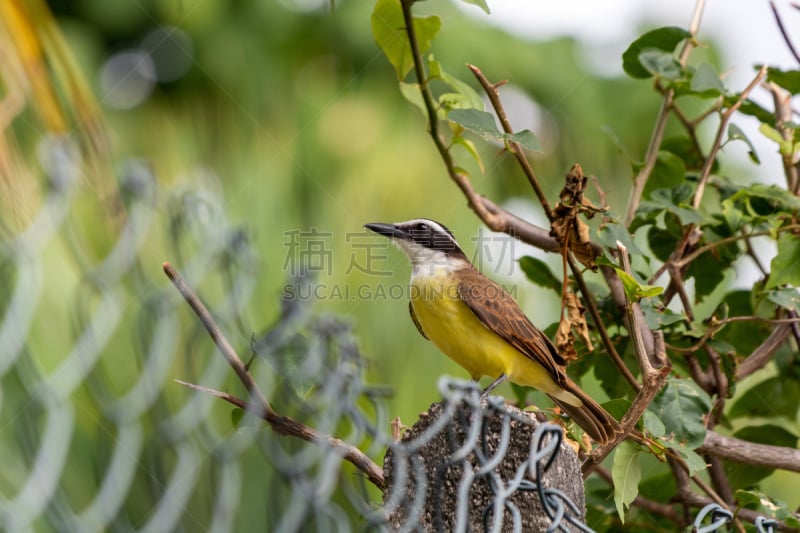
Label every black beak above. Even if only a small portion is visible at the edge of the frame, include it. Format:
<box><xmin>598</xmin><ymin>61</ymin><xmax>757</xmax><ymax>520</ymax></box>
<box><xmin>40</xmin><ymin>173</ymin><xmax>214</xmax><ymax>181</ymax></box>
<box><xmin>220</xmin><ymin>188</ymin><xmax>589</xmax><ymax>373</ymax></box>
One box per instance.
<box><xmin>364</xmin><ymin>222</ymin><xmax>408</xmax><ymax>240</ymax></box>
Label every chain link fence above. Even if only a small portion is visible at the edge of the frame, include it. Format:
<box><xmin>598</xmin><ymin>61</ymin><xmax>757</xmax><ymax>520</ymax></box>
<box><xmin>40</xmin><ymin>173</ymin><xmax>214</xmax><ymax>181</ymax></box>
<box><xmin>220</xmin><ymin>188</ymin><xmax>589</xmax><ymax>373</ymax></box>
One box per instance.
<box><xmin>0</xmin><ymin>138</ymin><xmax>788</xmax><ymax>532</ymax></box>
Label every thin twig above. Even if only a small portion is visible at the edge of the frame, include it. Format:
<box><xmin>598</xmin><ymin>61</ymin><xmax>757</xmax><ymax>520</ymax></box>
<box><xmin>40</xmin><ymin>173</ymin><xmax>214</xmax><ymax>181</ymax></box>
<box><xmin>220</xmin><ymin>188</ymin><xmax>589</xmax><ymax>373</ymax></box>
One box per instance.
<box><xmin>573</xmin><ymin>259</ymin><xmax>640</xmax><ymax>391</ymax></box>
<box><xmin>467</xmin><ymin>64</ymin><xmax>554</xmax><ymax>221</ymax></box>
<box><xmin>768</xmin><ymin>81</ymin><xmax>800</xmax><ymax>194</ymax></box>
<box><xmin>673</xmin><ymin>225</ymin><xmax>800</xmax><ymax>269</ymax></box>
<box><xmin>164</xmin><ymin>262</ymin><xmax>270</xmax><ymax>408</ymax></box>
<box><xmin>705</xmin><ymin>454</ymin><xmax>735</xmax><ymax>504</ymax></box>
<box><xmin>666</xmin><ymin>316</ymin><xmax>800</xmax><ymax>355</ymax></box>
<box><xmin>175</xmin><ymin>379</ymin><xmax>248</xmax><ymax>409</ymax></box>
<box><xmin>691</xmin><ymin>65</ymin><xmax>768</xmax><ymax>208</ymax></box>
<box><xmin>770</xmin><ymin>0</ymin><xmax>800</xmax><ymax>64</ymax></box>
<box><xmin>617</xmin><ymin>242</ymin><xmax>658</xmax><ymax>376</ymax></box>
<box><xmin>163</xmin><ymin>262</ymin><xmax>386</xmax><ymax>490</ymax></box>
<box><xmin>623</xmin><ymin>0</ymin><xmax>706</xmax><ymax>226</ymax></box>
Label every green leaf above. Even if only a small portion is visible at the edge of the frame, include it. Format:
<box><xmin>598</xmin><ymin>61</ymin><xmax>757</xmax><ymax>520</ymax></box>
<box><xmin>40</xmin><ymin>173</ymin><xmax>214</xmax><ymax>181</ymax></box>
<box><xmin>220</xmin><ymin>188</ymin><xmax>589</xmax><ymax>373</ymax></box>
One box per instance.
<box><xmin>645</xmin><ymin>213</ymin><xmax>682</xmax><ymax>262</ymax></box>
<box><xmin>643</xmin><ymin>150</ymin><xmax>687</xmax><ymax>198</ymax></box>
<box><xmin>429</xmin><ymin>57</ymin><xmax>484</xmax><ymax>111</ymax></box>
<box><xmin>459</xmin><ymin>0</ymin><xmax>490</xmax><ymax>14</ymax></box>
<box><xmin>371</xmin><ymin>0</ymin><xmax>441</xmax><ymax>80</ymax></box>
<box><xmin>767</xmin><ymin>234</ymin><xmax>800</xmax><ymax>289</ymax></box>
<box><xmin>622</xmin><ymin>26</ymin><xmax>691</xmax><ymax>79</ymax></box>
<box><xmin>736</xmin><ymin>489</ymin><xmax>762</xmax><ymax>507</ymax></box>
<box><xmin>638</xmin><ymin>49</ymin><xmax>683</xmax><ymax>80</ymax></box>
<box><xmin>649</xmin><ymin>377</ymin><xmax>711</xmax><ymax>448</ymax></box>
<box><xmin>725</xmin><ymin>183</ymin><xmax>800</xmax><ymax>222</ymax></box>
<box><xmin>766</xmin><ymin>66</ymin><xmax>800</xmax><ymax>94</ymax></box>
<box><xmin>690</xmin><ymin>62</ymin><xmax>725</xmax><ymax>96</ymax></box>
<box><xmin>451</xmin><ymin>135</ymin><xmax>485</xmax><ymax>174</ymax></box>
<box><xmin>662</xmin><ymin>135</ymin><xmax>711</xmax><ymax>172</ymax></box>
<box><xmin>604</xmin><ymin>398</ymin><xmax>633</xmax><ymax>420</ymax></box>
<box><xmin>447</xmin><ymin>108</ymin><xmax>503</xmax><ymax>141</ymax></box>
<box><xmin>759</xmin><ymin>123</ymin><xmax>794</xmax><ymax>156</ymax></box>
<box><xmin>642</xmin><ymin>410</ymin><xmax>666</xmax><ymax>438</ymax></box>
<box><xmin>715</xmin><ymin>290</ymin><xmax>763</xmax><ymax>362</ymax></box>
<box><xmin>615</xmin><ymin>269</ymin><xmax>663</xmax><ymax>300</ymax></box>
<box><xmin>506</xmin><ymin>130</ymin><xmax>543</xmax><ymax>152</ymax></box>
<box><xmin>231</xmin><ymin>407</ymin><xmax>244</xmax><ymax>428</ymax></box>
<box><xmin>728</xmin><ymin>375</ymin><xmax>800</xmax><ymax>419</ymax></box>
<box><xmin>687</xmin><ymin>248</ymin><xmax>728</xmax><ymax>302</ymax></box>
<box><xmin>639</xmin><ymin>299</ymin><xmax>684</xmax><ymax>330</ymax></box>
<box><xmin>398</xmin><ymin>81</ymin><xmax>427</xmax><ymax>115</ymax></box>
<box><xmin>736</xmin><ymin>489</ymin><xmax>800</xmax><ymax>528</ymax></box>
<box><xmin>518</xmin><ymin>256</ymin><xmax>561</xmax><ymax>293</ymax></box>
<box><xmin>596</xmin><ymin>221</ymin><xmax>642</xmax><ymax>255</ymax></box>
<box><xmin>666</xmin><ymin>442</ymin><xmax>707</xmax><ymax>476</ymax></box>
<box><xmin>447</xmin><ymin>108</ymin><xmax>541</xmax><ymax>151</ymax></box>
<box><xmin>766</xmin><ymin>287</ymin><xmax>800</xmax><ymax>313</ymax></box>
<box><xmin>510</xmin><ymin>382</ymin><xmax>529</xmax><ymax>406</ymax></box>
<box><xmin>760</xmin><ymin>122</ymin><xmax>785</xmax><ymax>144</ymax></box>
<box><xmin>727</xmin><ymin>123</ymin><xmax>760</xmax><ymax>164</ymax></box>
<box><xmin>612</xmin><ymin>441</ymin><xmax>642</xmax><ymax>522</ymax></box>
<box><xmin>737</xmin><ymin>98</ymin><xmax>775</xmax><ymax>125</ymax></box>
<box><xmin>639</xmin><ymin>186</ymin><xmax>704</xmax><ymax>225</ymax></box>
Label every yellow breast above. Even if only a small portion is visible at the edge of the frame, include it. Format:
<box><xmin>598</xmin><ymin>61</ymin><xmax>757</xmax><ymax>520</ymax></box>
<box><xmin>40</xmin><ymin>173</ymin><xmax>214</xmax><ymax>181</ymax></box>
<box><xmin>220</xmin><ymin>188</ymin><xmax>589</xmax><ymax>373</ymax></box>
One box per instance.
<box><xmin>410</xmin><ymin>272</ymin><xmax>516</xmax><ymax>381</ymax></box>
<box><xmin>409</xmin><ymin>270</ymin><xmax>563</xmax><ymax>395</ymax></box>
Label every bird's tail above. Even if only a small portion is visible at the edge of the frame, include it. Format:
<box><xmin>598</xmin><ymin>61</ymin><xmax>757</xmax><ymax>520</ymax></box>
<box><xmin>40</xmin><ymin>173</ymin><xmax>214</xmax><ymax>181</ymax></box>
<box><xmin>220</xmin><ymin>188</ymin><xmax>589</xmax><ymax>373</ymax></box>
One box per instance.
<box><xmin>548</xmin><ymin>379</ymin><xmax>622</xmax><ymax>445</ymax></box>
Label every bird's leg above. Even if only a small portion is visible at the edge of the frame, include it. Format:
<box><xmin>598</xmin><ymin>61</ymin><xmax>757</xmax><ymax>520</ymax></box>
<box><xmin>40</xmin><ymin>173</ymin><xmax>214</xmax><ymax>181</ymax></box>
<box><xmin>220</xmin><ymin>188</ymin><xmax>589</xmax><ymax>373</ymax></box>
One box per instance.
<box><xmin>481</xmin><ymin>374</ymin><xmax>507</xmax><ymax>398</ymax></box>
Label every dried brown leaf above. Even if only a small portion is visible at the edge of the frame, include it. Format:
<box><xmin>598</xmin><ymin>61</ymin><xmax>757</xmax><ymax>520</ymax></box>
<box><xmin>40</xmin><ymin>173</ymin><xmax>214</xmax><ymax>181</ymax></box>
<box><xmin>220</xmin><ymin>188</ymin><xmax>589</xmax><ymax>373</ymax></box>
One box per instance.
<box><xmin>565</xmin><ymin>290</ymin><xmax>594</xmax><ymax>351</ymax></box>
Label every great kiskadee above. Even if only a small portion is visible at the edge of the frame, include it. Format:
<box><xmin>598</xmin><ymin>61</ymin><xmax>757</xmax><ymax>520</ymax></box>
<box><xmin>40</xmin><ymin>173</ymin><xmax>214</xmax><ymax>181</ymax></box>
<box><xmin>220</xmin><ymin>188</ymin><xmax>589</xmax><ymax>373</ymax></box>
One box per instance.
<box><xmin>365</xmin><ymin>218</ymin><xmax>621</xmax><ymax>445</ymax></box>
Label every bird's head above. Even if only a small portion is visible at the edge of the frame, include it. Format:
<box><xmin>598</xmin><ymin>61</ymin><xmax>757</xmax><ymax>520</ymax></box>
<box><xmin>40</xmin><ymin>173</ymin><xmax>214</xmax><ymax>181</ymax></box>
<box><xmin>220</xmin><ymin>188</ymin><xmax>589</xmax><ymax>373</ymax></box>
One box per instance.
<box><xmin>365</xmin><ymin>218</ymin><xmax>470</xmax><ymax>271</ymax></box>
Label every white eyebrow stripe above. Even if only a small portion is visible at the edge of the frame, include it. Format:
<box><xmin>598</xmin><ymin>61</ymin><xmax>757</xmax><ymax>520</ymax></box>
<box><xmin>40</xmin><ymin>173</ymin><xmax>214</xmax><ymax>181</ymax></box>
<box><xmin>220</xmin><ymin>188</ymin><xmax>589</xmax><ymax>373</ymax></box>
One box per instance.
<box><xmin>394</xmin><ymin>218</ymin><xmax>461</xmax><ymax>248</ymax></box>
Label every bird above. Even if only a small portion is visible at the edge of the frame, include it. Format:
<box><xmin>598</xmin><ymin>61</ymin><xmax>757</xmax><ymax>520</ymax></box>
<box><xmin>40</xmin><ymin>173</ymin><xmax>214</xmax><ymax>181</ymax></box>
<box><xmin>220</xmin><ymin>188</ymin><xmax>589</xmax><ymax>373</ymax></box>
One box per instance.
<box><xmin>365</xmin><ymin>218</ymin><xmax>621</xmax><ymax>445</ymax></box>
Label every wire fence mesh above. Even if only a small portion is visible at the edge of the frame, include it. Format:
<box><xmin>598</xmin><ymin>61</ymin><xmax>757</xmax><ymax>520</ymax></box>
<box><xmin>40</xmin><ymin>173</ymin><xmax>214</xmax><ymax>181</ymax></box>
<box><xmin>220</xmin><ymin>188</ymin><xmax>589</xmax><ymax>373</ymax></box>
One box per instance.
<box><xmin>0</xmin><ymin>138</ymin><xmax>788</xmax><ymax>532</ymax></box>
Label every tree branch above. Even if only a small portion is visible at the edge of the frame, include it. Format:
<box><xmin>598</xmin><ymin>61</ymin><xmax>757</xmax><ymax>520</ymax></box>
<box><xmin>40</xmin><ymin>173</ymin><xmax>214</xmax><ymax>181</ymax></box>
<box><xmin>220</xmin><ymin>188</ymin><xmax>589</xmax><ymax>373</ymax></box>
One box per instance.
<box><xmin>583</xmin><ymin>244</ymin><xmax>670</xmax><ymax>475</ymax></box>
<box><xmin>163</xmin><ymin>262</ymin><xmax>386</xmax><ymax>490</ymax></box>
<box><xmin>699</xmin><ymin>430</ymin><xmax>800</xmax><ymax>473</ymax></box>
<box><xmin>737</xmin><ymin>323</ymin><xmax>793</xmax><ymax>379</ymax></box>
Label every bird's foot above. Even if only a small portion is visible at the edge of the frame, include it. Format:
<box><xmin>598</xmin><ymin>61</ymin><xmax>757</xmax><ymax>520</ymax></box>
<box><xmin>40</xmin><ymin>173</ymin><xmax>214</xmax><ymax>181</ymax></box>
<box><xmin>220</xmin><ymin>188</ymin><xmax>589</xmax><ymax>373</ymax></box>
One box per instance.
<box><xmin>480</xmin><ymin>374</ymin><xmax>507</xmax><ymax>399</ymax></box>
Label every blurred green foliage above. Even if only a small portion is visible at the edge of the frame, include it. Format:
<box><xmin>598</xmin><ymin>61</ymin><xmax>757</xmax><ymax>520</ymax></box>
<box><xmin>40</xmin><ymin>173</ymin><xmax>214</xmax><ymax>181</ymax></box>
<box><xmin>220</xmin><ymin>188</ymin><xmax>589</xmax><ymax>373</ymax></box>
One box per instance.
<box><xmin>39</xmin><ymin>0</ymin><xmax>675</xmax><ymax>425</ymax></box>
<box><xmin>2</xmin><ymin>0</ymin><xmax>798</xmax><ymax>530</ymax></box>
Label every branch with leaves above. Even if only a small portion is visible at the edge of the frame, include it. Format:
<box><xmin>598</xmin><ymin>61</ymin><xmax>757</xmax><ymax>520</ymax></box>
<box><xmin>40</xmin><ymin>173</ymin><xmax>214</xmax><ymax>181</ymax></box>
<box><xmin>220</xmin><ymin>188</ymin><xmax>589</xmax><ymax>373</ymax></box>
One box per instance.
<box><xmin>373</xmin><ymin>0</ymin><xmax>800</xmax><ymax>528</ymax></box>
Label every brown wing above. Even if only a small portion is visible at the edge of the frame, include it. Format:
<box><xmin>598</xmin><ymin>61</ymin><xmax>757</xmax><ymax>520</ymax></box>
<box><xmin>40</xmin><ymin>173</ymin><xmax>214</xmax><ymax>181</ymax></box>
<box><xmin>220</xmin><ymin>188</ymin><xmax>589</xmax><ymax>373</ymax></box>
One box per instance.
<box><xmin>456</xmin><ymin>267</ymin><xmax>566</xmax><ymax>386</ymax></box>
<box><xmin>409</xmin><ymin>301</ymin><xmax>429</xmax><ymax>340</ymax></box>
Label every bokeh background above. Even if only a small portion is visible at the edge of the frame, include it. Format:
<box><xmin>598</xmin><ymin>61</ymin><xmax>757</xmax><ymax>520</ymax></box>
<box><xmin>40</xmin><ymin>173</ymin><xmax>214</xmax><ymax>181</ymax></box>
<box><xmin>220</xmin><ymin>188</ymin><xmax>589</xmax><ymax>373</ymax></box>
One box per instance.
<box><xmin>1</xmin><ymin>0</ymin><xmax>798</xmax><ymax>530</ymax></box>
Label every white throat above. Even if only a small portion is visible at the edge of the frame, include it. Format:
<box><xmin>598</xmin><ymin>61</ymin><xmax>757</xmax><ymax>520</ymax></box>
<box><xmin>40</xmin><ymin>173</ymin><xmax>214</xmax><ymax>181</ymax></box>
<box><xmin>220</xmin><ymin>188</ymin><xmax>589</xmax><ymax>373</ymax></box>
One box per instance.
<box><xmin>392</xmin><ymin>238</ymin><xmax>470</xmax><ymax>278</ymax></box>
